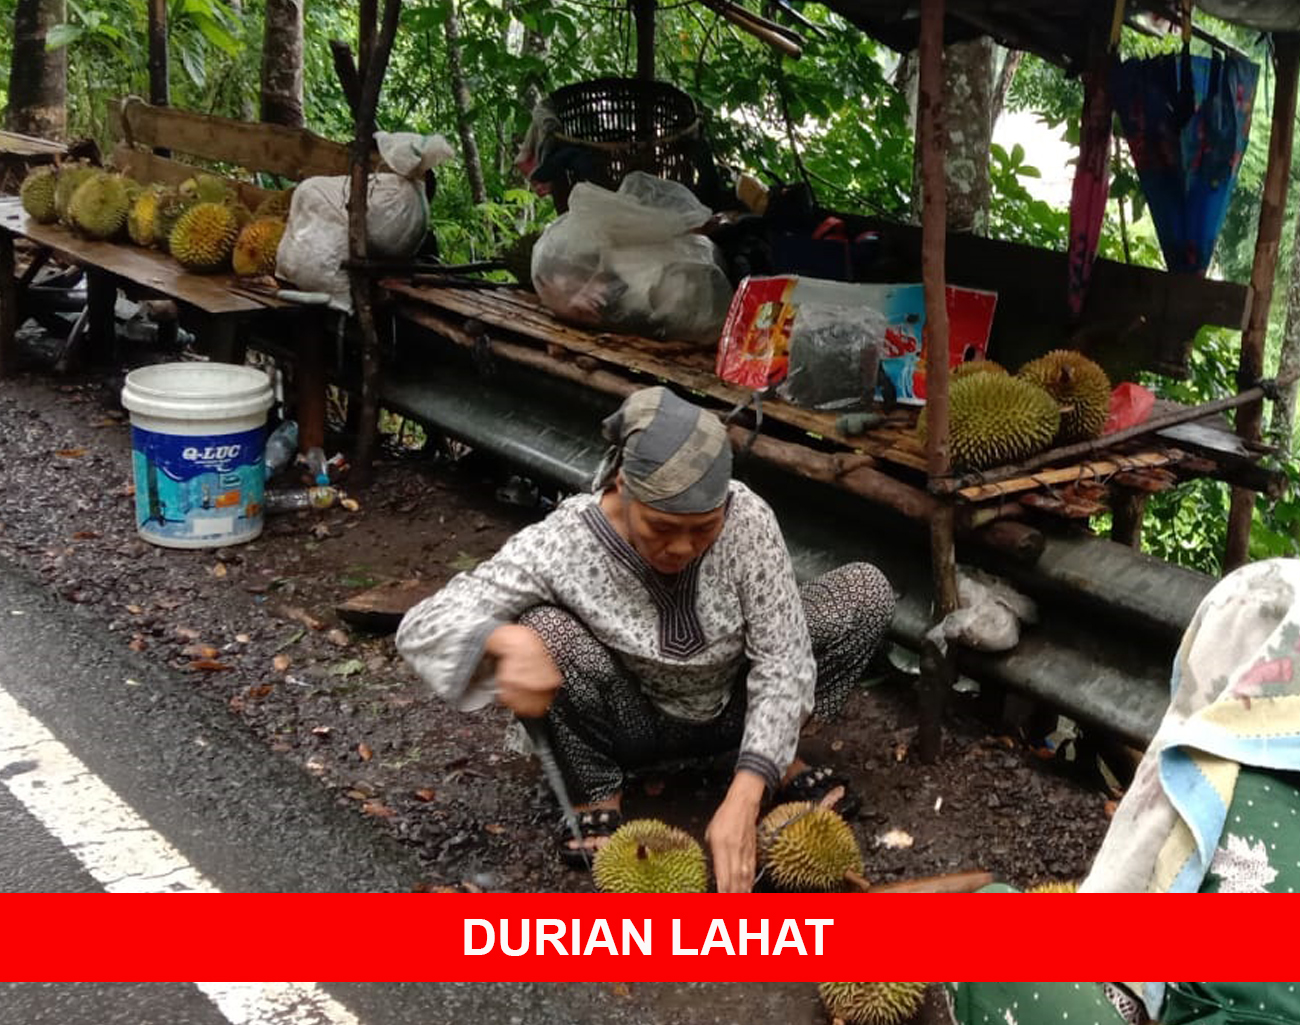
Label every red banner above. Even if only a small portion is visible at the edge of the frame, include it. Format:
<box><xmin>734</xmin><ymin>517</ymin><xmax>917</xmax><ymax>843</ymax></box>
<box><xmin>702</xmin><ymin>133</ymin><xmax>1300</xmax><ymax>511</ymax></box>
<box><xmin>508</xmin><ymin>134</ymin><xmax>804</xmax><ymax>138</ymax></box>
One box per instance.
<box><xmin>0</xmin><ymin>893</ymin><xmax>1291</xmax><ymax>981</ymax></box>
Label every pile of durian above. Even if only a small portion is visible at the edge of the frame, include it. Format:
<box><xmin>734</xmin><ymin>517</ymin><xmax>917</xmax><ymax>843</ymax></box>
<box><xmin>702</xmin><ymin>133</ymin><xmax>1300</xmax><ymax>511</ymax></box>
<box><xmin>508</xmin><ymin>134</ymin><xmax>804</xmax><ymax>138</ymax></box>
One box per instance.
<box><xmin>919</xmin><ymin>352</ymin><xmax>1113</xmax><ymax>471</ymax></box>
<box><xmin>20</xmin><ymin>163</ymin><xmax>291</xmax><ymax>277</ymax></box>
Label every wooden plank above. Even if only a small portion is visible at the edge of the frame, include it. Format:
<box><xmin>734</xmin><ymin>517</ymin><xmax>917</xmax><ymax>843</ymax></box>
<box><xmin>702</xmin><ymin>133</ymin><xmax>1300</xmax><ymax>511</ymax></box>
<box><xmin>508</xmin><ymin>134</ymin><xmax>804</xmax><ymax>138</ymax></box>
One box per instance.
<box><xmin>117</xmin><ymin>97</ymin><xmax>352</xmax><ymax>180</ymax></box>
<box><xmin>0</xmin><ymin>197</ymin><xmax>273</xmax><ymax>315</ymax></box>
<box><xmin>336</xmin><ymin>578</ymin><xmax>436</xmax><ymax>632</ymax></box>
<box><xmin>955</xmin><ymin>451</ymin><xmax>1175</xmax><ymax>503</ymax></box>
<box><xmin>112</xmin><ymin>145</ymin><xmax>277</xmax><ymax>209</ymax></box>
<box><xmin>385</xmin><ymin>281</ymin><xmax>930</xmax><ymax>466</ymax></box>
<box><xmin>0</xmin><ymin>130</ymin><xmax>68</xmax><ymax>158</ymax></box>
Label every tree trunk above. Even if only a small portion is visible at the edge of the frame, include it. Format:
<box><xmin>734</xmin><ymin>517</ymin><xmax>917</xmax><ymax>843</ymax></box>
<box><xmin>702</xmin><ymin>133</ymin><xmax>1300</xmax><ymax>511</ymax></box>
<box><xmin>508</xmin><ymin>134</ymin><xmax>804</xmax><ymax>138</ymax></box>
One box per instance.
<box><xmin>1269</xmin><ymin>215</ymin><xmax>1300</xmax><ymax>458</ymax></box>
<box><xmin>444</xmin><ymin>0</ymin><xmax>487</xmax><ymax>205</ymax></box>
<box><xmin>5</xmin><ymin>0</ymin><xmax>67</xmax><ymax>140</ymax></box>
<box><xmin>260</xmin><ymin>0</ymin><xmax>305</xmax><ymax>127</ymax></box>
<box><xmin>909</xmin><ymin>37</ymin><xmax>995</xmax><ymax>234</ymax></box>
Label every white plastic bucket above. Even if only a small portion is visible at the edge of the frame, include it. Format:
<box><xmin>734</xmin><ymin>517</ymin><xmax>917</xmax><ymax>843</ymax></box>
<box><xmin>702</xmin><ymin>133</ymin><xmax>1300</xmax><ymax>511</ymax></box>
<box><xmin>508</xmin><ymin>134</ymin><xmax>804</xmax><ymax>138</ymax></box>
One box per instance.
<box><xmin>121</xmin><ymin>362</ymin><xmax>275</xmax><ymax>549</ymax></box>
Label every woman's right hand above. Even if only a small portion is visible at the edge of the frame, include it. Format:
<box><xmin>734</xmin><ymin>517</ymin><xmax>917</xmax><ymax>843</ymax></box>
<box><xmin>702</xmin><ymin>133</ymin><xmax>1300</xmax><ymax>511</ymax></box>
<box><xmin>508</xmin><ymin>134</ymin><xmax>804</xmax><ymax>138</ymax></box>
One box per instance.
<box><xmin>483</xmin><ymin>623</ymin><xmax>563</xmax><ymax>718</ymax></box>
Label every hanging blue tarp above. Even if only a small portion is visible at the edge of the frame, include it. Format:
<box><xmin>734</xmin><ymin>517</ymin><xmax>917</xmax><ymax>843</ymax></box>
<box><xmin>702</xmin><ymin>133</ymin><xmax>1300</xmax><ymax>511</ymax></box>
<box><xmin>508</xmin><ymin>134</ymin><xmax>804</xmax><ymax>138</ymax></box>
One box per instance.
<box><xmin>1112</xmin><ymin>50</ymin><xmax>1258</xmax><ymax>275</ymax></box>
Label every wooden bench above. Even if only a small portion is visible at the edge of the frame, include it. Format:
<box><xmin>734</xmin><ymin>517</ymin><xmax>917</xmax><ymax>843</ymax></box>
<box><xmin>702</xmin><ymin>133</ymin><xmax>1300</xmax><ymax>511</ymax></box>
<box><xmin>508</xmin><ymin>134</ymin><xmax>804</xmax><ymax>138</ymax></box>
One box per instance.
<box><xmin>0</xmin><ymin>98</ymin><xmax>356</xmax><ymax>451</ymax></box>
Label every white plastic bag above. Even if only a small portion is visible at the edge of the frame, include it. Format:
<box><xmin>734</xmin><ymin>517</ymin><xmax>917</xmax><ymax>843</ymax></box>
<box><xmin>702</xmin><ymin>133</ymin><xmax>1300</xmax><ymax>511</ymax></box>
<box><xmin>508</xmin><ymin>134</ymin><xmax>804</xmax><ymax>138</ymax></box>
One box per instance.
<box><xmin>530</xmin><ymin>172</ymin><xmax>732</xmax><ymax>343</ymax></box>
<box><xmin>926</xmin><ymin>567</ymin><xmax>1039</xmax><ymax>654</ymax></box>
<box><xmin>275</xmin><ymin>132</ymin><xmax>454</xmax><ymax>312</ymax></box>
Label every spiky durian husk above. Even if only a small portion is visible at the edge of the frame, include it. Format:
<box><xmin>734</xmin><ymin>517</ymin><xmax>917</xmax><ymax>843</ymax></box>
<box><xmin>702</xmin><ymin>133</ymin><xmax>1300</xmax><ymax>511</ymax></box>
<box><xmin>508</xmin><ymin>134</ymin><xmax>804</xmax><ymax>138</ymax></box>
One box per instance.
<box><xmin>153</xmin><ymin>188</ymin><xmax>195</xmax><ymax>253</ymax></box>
<box><xmin>127</xmin><ymin>186</ymin><xmax>167</xmax><ymax>247</ymax></box>
<box><xmin>918</xmin><ymin>373</ymin><xmax>1061</xmax><ymax>471</ymax></box>
<box><xmin>1027</xmin><ymin>880</ymin><xmax>1078</xmax><ymax>893</ymax></box>
<box><xmin>758</xmin><ymin>801</ymin><xmax>862</xmax><ymax>891</ymax></box>
<box><xmin>169</xmin><ymin>201</ymin><xmax>240</xmax><ymax>272</ymax></box>
<box><xmin>178</xmin><ymin>173</ymin><xmax>233</xmax><ymax>205</ymax></box>
<box><xmin>54</xmin><ymin>164</ymin><xmax>97</xmax><ymax>225</ymax></box>
<box><xmin>68</xmin><ymin>172</ymin><xmax>133</xmax><ymax>240</ymax></box>
<box><xmin>232</xmin><ymin>218</ymin><xmax>286</xmax><ymax>277</ymax></box>
<box><xmin>818</xmin><ymin>982</ymin><xmax>928</xmax><ymax>1025</ymax></box>
<box><xmin>592</xmin><ymin>819</ymin><xmax>708</xmax><ymax>894</ymax></box>
<box><xmin>1016</xmin><ymin>349</ymin><xmax>1112</xmax><ymax>443</ymax></box>
<box><xmin>951</xmin><ymin>359</ymin><xmax>1007</xmax><ymax>380</ymax></box>
<box><xmin>253</xmin><ymin>188</ymin><xmax>295</xmax><ymax>221</ymax></box>
<box><xmin>19</xmin><ymin>167</ymin><xmax>60</xmax><ymax>223</ymax></box>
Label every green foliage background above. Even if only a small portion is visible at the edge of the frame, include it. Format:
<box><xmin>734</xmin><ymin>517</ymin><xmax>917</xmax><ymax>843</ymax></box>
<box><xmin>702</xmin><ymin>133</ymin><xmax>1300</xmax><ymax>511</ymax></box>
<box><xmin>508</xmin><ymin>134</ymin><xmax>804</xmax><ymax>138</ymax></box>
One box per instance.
<box><xmin>2</xmin><ymin>0</ymin><xmax>1300</xmax><ymax>573</ymax></box>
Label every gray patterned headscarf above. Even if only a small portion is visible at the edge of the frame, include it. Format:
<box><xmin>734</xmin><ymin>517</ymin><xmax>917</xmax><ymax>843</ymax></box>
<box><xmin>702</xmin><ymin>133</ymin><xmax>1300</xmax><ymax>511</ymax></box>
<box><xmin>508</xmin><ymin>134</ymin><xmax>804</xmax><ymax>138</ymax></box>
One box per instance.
<box><xmin>591</xmin><ymin>387</ymin><xmax>732</xmax><ymax>513</ymax></box>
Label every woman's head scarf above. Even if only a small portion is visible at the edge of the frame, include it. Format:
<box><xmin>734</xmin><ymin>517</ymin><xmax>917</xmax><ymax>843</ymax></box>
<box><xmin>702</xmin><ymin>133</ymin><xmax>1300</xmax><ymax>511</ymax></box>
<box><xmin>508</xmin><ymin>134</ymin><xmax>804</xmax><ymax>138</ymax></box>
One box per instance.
<box><xmin>591</xmin><ymin>386</ymin><xmax>732</xmax><ymax>513</ymax></box>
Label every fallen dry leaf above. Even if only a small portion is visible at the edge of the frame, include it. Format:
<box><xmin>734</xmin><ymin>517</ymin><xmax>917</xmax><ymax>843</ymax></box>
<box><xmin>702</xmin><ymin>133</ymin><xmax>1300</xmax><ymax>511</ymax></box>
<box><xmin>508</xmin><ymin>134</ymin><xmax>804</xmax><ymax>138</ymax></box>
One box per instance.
<box><xmin>55</xmin><ymin>447</ymin><xmax>86</xmax><ymax>459</ymax></box>
<box><xmin>609</xmin><ymin>982</ymin><xmax>632</xmax><ymax>999</ymax></box>
<box><xmin>125</xmin><ymin>604</ymin><xmax>144</xmax><ymax>615</ymax></box>
<box><xmin>1104</xmin><ymin>799</ymin><xmax>1119</xmax><ymax>818</ymax></box>
<box><xmin>71</xmin><ymin>530</ymin><xmax>101</xmax><ymax>540</ymax></box>
<box><xmin>182</xmin><ymin>644</ymin><xmax>220</xmax><ymax>659</ymax></box>
<box><xmin>235</xmin><ymin>633</ymin><xmax>251</xmax><ymax>644</ymax></box>
<box><xmin>413</xmin><ymin>788</ymin><xmax>437</xmax><ymax>802</ymax></box>
<box><xmin>345</xmin><ymin>789</ymin><xmax>370</xmax><ymax>801</ymax></box>
<box><xmin>327</xmin><ymin>628</ymin><xmax>350</xmax><ymax>647</ymax></box>
<box><xmin>246</xmin><ymin>684</ymin><xmax>273</xmax><ymax>700</ymax></box>
<box><xmin>311</xmin><ymin>725</ymin><xmax>333</xmax><ymax>738</ymax></box>
<box><xmin>186</xmin><ymin>659</ymin><xmax>232</xmax><ymax>672</ymax></box>
<box><xmin>175</xmin><ymin>626</ymin><xmax>201</xmax><ymax>640</ymax></box>
<box><xmin>357</xmin><ymin>742</ymin><xmax>374</xmax><ymax>762</ymax></box>
<box><xmin>272</xmin><ymin>653</ymin><xmax>291</xmax><ymax>672</ymax></box>
<box><xmin>483</xmin><ymin>823</ymin><xmax>505</xmax><ymax>835</ymax></box>
<box><xmin>361</xmin><ymin>801</ymin><xmax>394</xmax><ymax>818</ymax></box>
<box><xmin>127</xmin><ymin>637</ymin><xmax>147</xmax><ymax>652</ymax></box>
<box><xmin>340</xmin><ymin>497</ymin><xmax>360</xmax><ymax>512</ymax></box>
<box><xmin>281</xmin><ymin>605</ymin><xmax>325</xmax><ymax>631</ymax></box>
<box><xmin>211</xmin><ymin>563</ymin><xmax>228</xmax><ymax>579</ymax></box>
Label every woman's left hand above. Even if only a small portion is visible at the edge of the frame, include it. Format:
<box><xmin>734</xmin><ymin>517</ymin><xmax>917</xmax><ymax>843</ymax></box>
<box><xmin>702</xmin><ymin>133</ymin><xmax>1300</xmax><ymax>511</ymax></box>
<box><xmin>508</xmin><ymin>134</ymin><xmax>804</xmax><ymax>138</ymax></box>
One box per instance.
<box><xmin>705</xmin><ymin>771</ymin><xmax>765</xmax><ymax>893</ymax></box>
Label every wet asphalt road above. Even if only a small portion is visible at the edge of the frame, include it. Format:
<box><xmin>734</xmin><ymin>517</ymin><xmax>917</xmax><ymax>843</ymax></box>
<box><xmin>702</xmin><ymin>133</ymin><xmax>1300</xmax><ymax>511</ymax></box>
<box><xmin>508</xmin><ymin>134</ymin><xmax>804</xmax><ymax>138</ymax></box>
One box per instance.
<box><xmin>0</xmin><ymin>557</ymin><xmax>823</xmax><ymax>1024</ymax></box>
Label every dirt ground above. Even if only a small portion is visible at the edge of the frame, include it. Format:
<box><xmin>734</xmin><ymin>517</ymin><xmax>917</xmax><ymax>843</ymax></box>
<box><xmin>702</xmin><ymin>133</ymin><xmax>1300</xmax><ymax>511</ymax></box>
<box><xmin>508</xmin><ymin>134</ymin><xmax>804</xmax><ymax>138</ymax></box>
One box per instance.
<box><xmin>0</xmin><ymin>333</ymin><xmax>1114</xmax><ymax>895</ymax></box>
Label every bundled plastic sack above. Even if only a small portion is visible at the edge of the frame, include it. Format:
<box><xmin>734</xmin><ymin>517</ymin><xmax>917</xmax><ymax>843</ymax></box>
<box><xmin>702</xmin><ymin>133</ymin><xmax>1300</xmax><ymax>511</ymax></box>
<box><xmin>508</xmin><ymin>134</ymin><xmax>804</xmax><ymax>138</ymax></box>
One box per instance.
<box><xmin>530</xmin><ymin>172</ymin><xmax>733</xmax><ymax>343</ymax></box>
<box><xmin>926</xmin><ymin>567</ymin><xmax>1039</xmax><ymax>654</ymax></box>
<box><xmin>276</xmin><ymin>131</ymin><xmax>454</xmax><ymax>312</ymax></box>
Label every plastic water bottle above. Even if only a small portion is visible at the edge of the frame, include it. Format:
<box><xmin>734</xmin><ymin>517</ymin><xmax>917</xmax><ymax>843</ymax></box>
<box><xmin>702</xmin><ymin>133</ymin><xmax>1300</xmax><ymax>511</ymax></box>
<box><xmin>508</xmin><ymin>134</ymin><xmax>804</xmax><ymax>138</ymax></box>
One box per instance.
<box><xmin>303</xmin><ymin>446</ymin><xmax>330</xmax><ymax>485</ymax></box>
<box><xmin>264</xmin><ymin>485</ymin><xmax>338</xmax><ymax>513</ymax></box>
<box><xmin>263</xmin><ymin>420</ymin><xmax>299</xmax><ymax>478</ymax></box>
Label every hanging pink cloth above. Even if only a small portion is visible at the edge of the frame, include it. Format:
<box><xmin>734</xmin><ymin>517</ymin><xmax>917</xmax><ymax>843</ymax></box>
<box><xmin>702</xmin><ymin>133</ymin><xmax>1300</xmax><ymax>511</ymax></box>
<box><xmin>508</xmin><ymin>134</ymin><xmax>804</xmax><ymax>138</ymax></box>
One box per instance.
<box><xmin>1066</xmin><ymin>62</ymin><xmax>1113</xmax><ymax>318</ymax></box>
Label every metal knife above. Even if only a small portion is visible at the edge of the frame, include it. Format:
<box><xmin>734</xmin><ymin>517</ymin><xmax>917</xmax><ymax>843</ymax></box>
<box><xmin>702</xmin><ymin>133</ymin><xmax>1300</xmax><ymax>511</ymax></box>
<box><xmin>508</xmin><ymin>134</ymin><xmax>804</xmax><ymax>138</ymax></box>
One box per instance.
<box><xmin>518</xmin><ymin>713</ymin><xmax>588</xmax><ymax>866</ymax></box>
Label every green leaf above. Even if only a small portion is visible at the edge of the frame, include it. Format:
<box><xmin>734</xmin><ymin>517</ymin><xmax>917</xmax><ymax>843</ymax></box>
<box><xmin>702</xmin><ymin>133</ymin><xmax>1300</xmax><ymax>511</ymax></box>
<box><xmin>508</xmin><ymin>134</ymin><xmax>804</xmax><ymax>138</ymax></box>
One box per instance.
<box><xmin>328</xmin><ymin>659</ymin><xmax>365</xmax><ymax>677</ymax></box>
<box><xmin>45</xmin><ymin>23</ymin><xmax>84</xmax><ymax>49</ymax></box>
<box><xmin>448</xmin><ymin>551</ymin><xmax>482</xmax><ymax>572</ymax></box>
<box><xmin>179</xmin><ymin>38</ymin><xmax>206</xmax><ymax>88</ymax></box>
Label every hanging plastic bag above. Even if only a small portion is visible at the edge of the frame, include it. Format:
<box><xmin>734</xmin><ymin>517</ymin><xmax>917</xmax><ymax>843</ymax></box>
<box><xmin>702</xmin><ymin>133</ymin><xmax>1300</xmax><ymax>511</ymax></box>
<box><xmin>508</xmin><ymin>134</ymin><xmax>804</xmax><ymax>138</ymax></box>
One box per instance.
<box><xmin>530</xmin><ymin>172</ymin><xmax>733</xmax><ymax>343</ymax></box>
<box><xmin>276</xmin><ymin>131</ymin><xmax>454</xmax><ymax>312</ymax></box>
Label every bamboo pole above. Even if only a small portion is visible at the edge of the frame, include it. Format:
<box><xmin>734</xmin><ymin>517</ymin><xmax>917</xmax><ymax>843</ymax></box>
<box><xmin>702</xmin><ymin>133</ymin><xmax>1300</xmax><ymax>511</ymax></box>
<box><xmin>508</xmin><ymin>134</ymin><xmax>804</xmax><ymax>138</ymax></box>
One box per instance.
<box><xmin>1225</xmin><ymin>34</ymin><xmax>1300</xmax><ymax>571</ymax></box>
<box><xmin>346</xmin><ymin>0</ymin><xmax>402</xmax><ymax>488</ymax></box>
<box><xmin>147</xmin><ymin>0</ymin><xmax>168</xmax><ymax>108</ymax></box>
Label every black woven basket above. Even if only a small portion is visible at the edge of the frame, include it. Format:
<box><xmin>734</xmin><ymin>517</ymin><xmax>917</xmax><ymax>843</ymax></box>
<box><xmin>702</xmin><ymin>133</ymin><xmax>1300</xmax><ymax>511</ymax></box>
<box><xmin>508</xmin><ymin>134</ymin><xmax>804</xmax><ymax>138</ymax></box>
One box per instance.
<box><xmin>548</xmin><ymin>77</ymin><xmax>703</xmax><ymax>192</ymax></box>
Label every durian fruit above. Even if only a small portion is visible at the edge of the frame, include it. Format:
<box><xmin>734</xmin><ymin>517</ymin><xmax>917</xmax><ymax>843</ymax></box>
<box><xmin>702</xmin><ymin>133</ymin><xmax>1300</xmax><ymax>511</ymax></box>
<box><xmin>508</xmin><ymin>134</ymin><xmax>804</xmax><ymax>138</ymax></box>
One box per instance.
<box><xmin>951</xmin><ymin>359</ymin><xmax>1007</xmax><ymax>380</ymax></box>
<box><xmin>757</xmin><ymin>801</ymin><xmax>863</xmax><ymax>891</ymax></box>
<box><xmin>127</xmin><ymin>185</ymin><xmax>167</xmax><ymax>247</ymax></box>
<box><xmin>818</xmin><ymin>982</ymin><xmax>929</xmax><ymax>1025</ymax></box>
<box><xmin>19</xmin><ymin>167</ymin><xmax>60</xmax><ymax>223</ymax></box>
<box><xmin>54</xmin><ymin>164</ymin><xmax>98</xmax><ymax>225</ymax></box>
<box><xmin>1027</xmin><ymin>880</ymin><xmax>1078</xmax><ymax>893</ymax></box>
<box><xmin>1016</xmin><ymin>349</ymin><xmax>1112</xmax><ymax>444</ymax></box>
<box><xmin>68</xmin><ymin>172</ymin><xmax>133</xmax><ymax>240</ymax></box>
<box><xmin>591</xmin><ymin>818</ymin><xmax>708</xmax><ymax>894</ymax></box>
<box><xmin>253</xmin><ymin>187</ymin><xmax>295</xmax><ymax>221</ymax></box>
<box><xmin>169</xmin><ymin>201</ymin><xmax>240</xmax><ymax>272</ymax></box>
<box><xmin>153</xmin><ymin>188</ymin><xmax>195</xmax><ymax>252</ymax></box>
<box><xmin>232</xmin><ymin>218</ymin><xmax>286</xmax><ymax>276</ymax></box>
<box><xmin>918</xmin><ymin>373</ymin><xmax>1061</xmax><ymax>471</ymax></box>
<box><xmin>179</xmin><ymin>173</ymin><xmax>233</xmax><ymax>205</ymax></box>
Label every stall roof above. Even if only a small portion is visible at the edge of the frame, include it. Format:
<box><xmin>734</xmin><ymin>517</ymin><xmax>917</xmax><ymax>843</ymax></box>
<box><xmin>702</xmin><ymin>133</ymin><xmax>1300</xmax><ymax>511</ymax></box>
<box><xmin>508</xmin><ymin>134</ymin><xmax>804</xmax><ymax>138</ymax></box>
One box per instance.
<box><xmin>821</xmin><ymin>1</ymin><xmax>1300</xmax><ymax>69</ymax></box>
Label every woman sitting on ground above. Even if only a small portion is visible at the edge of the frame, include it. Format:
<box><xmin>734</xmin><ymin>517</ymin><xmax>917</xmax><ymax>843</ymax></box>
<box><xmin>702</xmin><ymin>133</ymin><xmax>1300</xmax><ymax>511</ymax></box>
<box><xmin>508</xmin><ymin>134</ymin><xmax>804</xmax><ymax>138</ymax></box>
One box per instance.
<box><xmin>397</xmin><ymin>385</ymin><xmax>895</xmax><ymax>892</ymax></box>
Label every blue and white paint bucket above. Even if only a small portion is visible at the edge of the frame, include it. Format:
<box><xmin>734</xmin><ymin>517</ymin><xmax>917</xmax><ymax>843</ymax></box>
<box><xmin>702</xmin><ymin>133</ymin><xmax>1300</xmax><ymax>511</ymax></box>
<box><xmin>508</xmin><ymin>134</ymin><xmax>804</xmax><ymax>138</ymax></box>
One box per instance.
<box><xmin>121</xmin><ymin>362</ymin><xmax>275</xmax><ymax>549</ymax></box>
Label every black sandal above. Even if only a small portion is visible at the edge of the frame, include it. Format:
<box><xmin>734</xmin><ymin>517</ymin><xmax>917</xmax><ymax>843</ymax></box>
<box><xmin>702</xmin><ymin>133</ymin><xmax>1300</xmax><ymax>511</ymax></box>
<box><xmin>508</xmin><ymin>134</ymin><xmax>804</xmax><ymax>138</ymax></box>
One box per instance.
<box><xmin>773</xmin><ymin>766</ymin><xmax>860</xmax><ymax>818</ymax></box>
<box><xmin>558</xmin><ymin>808</ymin><xmax>622</xmax><ymax>869</ymax></box>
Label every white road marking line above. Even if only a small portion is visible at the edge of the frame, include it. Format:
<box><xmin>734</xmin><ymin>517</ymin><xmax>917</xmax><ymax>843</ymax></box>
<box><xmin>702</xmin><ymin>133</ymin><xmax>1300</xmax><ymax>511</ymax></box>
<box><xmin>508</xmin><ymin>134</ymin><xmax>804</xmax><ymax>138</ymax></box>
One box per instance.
<box><xmin>0</xmin><ymin>685</ymin><xmax>363</xmax><ymax>1025</ymax></box>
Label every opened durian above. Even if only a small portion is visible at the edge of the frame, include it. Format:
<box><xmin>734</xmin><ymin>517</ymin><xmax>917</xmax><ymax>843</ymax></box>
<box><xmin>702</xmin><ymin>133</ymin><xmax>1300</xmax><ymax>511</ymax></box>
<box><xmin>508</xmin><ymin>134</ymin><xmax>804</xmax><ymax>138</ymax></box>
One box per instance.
<box><xmin>169</xmin><ymin>202</ymin><xmax>240</xmax><ymax>272</ymax></box>
<box><xmin>918</xmin><ymin>373</ymin><xmax>1061</xmax><ymax>471</ymax></box>
<box><xmin>818</xmin><ymin>982</ymin><xmax>929</xmax><ymax>1025</ymax></box>
<box><xmin>592</xmin><ymin>819</ymin><xmax>708</xmax><ymax>894</ymax></box>
<box><xmin>951</xmin><ymin>359</ymin><xmax>1007</xmax><ymax>380</ymax></box>
<box><xmin>1016</xmin><ymin>349</ymin><xmax>1111</xmax><ymax>443</ymax></box>
<box><xmin>69</xmin><ymin>172</ymin><xmax>133</xmax><ymax>240</ymax></box>
<box><xmin>179</xmin><ymin>173</ymin><xmax>233</xmax><ymax>205</ymax></box>
<box><xmin>54</xmin><ymin>164</ymin><xmax>97</xmax><ymax>225</ymax></box>
<box><xmin>19</xmin><ymin>167</ymin><xmax>60</xmax><ymax>223</ymax></box>
<box><xmin>758</xmin><ymin>801</ymin><xmax>862</xmax><ymax>891</ymax></box>
<box><xmin>231</xmin><ymin>218</ymin><xmax>286</xmax><ymax>277</ymax></box>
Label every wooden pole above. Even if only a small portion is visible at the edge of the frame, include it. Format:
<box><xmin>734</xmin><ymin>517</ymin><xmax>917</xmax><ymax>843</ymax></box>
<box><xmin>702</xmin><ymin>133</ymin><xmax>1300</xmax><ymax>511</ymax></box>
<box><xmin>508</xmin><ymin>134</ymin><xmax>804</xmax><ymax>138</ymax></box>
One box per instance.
<box><xmin>634</xmin><ymin>0</ymin><xmax>656</xmax><ymax>82</ymax></box>
<box><xmin>147</xmin><ymin>0</ymin><xmax>169</xmax><ymax>108</ymax></box>
<box><xmin>347</xmin><ymin>0</ymin><xmax>402</xmax><ymax>488</ymax></box>
<box><xmin>1225</xmin><ymin>34</ymin><xmax>1300</xmax><ymax>571</ymax></box>
<box><xmin>0</xmin><ymin>231</ymin><xmax>15</xmax><ymax>378</ymax></box>
<box><xmin>917</xmin><ymin>0</ymin><xmax>954</xmax><ymax>763</ymax></box>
